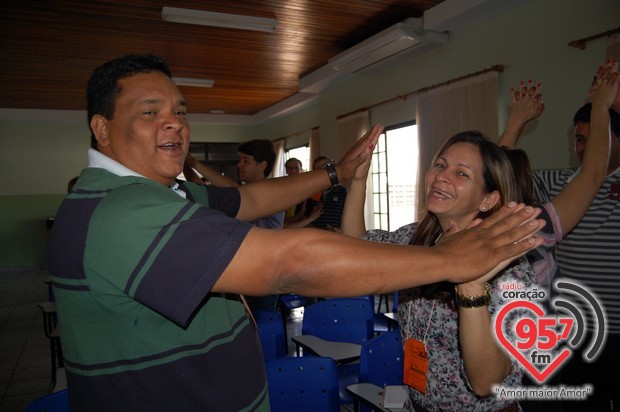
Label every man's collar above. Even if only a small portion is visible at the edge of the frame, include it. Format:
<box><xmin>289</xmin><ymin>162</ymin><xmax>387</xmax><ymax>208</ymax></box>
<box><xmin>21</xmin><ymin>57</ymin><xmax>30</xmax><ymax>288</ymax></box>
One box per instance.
<box><xmin>87</xmin><ymin>148</ymin><xmax>186</xmax><ymax>197</ymax></box>
<box><xmin>88</xmin><ymin>148</ymin><xmax>144</xmax><ymax>178</ymax></box>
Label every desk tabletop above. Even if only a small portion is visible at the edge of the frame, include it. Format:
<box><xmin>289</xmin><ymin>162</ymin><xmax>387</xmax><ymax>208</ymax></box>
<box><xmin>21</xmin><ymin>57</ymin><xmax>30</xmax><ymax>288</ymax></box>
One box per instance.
<box><xmin>347</xmin><ymin>383</ymin><xmax>405</xmax><ymax>412</ymax></box>
<box><xmin>291</xmin><ymin>335</ymin><xmax>361</xmax><ymax>363</ymax></box>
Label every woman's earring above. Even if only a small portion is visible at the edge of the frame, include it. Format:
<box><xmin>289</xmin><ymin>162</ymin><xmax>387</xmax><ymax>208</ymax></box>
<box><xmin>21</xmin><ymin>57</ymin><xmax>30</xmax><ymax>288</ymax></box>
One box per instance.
<box><xmin>481</xmin><ymin>205</ymin><xmax>487</xmax><ymax>212</ymax></box>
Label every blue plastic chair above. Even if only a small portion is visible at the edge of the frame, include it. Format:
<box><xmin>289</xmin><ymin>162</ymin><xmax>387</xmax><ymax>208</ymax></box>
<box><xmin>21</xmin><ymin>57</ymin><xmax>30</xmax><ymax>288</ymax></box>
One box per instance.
<box><xmin>252</xmin><ymin>309</ymin><xmax>287</xmax><ymax>362</ymax></box>
<box><xmin>301</xmin><ymin>297</ymin><xmax>374</xmax><ymax>345</ymax></box>
<box><xmin>278</xmin><ymin>293</ymin><xmax>308</xmax><ymax>311</ymax></box>
<box><xmin>277</xmin><ymin>294</ymin><xmax>315</xmax><ymax>354</ymax></box>
<box><xmin>355</xmin><ymin>329</ymin><xmax>405</xmax><ymax>412</ymax></box>
<box><xmin>359</xmin><ymin>329</ymin><xmax>404</xmax><ymax>387</ymax></box>
<box><xmin>27</xmin><ymin>389</ymin><xmax>69</xmax><ymax>412</ymax></box>
<box><xmin>266</xmin><ymin>356</ymin><xmax>340</xmax><ymax>412</ymax></box>
<box><xmin>392</xmin><ymin>290</ymin><xmax>399</xmax><ymax>313</ymax></box>
<box><xmin>296</xmin><ymin>297</ymin><xmax>375</xmax><ymax>404</ymax></box>
<box><xmin>372</xmin><ymin>291</ymin><xmax>400</xmax><ymax>333</ymax></box>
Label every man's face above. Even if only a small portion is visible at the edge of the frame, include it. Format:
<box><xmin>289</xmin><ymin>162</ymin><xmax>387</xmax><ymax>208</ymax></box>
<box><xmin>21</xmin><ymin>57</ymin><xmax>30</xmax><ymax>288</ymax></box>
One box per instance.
<box><xmin>574</xmin><ymin>121</ymin><xmax>620</xmax><ymax>173</ymax></box>
<box><xmin>574</xmin><ymin>122</ymin><xmax>589</xmax><ymax>166</ymax></box>
<box><xmin>285</xmin><ymin>161</ymin><xmax>302</xmax><ymax>175</ymax></box>
<box><xmin>92</xmin><ymin>71</ymin><xmax>190</xmax><ymax>186</ymax></box>
<box><xmin>237</xmin><ymin>153</ymin><xmax>266</xmax><ymax>182</ymax></box>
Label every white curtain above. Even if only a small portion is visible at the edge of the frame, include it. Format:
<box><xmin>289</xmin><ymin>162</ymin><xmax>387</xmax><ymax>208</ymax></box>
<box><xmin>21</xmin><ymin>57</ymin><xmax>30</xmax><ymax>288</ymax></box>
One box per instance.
<box><xmin>336</xmin><ymin>110</ymin><xmax>373</xmax><ymax>227</ymax></box>
<box><xmin>272</xmin><ymin>139</ymin><xmax>286</xmax><ymax>178</ymax></box>
<box><xmin>309</xmin><ymin>127</ymin><xmax>321</xmax><ymax>169</ymax></box>
<box><xmin>336</xmin><ymin>110</ymin><xmax>370</xmax><ymax>159</ymax></box>
<box><xmin>415</xmin><ymin>71</ymin><xmax>500</xmax><ymax>221</ymax></box>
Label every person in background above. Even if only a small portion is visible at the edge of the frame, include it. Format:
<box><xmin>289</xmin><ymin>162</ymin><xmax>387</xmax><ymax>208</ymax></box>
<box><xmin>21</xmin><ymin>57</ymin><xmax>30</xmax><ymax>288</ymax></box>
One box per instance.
<box><xmin>284</xmin><ymin>157</ymin><xmax>302</xmax><ymax>176</ymax></box>
<box><xmin>498</xmin><ymin>59</ymin><xmax>620</xmax><ymax>412</ymax></box>
<box><xmin>236</xmin><ymin>139</ymin><xmax>285</xmax><ymax>230</ymax></box>
<box><xmin>498</xmin><ymin>63</ymin><xmax>616</xmax><ymax>294</ymax></box>
<box><xmin>283</xmin><ymin>157</ymin><xmax>324</xmax><ymax>228</ymax></box>
<box><xmin>311</xmin><ymin>156</ymin><xmax>347</xmax><ymax>231</ymax></box>
<box><xmin>48</xmin><ymin>54</ymin><xmax>544</xmax><ymax>411</ymax></box>
<box><xmin>185</xmin><ymin>140</ymin><xmax>284</xmax><ymax>229</ymax></box>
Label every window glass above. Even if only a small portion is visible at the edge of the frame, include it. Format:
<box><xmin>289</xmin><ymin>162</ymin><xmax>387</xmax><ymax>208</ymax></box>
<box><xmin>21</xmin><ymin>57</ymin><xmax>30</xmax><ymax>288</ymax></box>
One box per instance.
<box><xmin>370</xmin><ymin>123</ymin><xmax>418</xmax><ymax>230</ymax></box>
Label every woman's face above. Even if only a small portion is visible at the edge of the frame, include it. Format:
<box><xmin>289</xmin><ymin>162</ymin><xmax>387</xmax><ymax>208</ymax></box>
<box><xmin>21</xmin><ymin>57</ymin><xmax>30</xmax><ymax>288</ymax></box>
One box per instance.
<box><xmin>425</xmin><ymin>142</ymin><xmax>497</xmax><ymax>230</ymax></box>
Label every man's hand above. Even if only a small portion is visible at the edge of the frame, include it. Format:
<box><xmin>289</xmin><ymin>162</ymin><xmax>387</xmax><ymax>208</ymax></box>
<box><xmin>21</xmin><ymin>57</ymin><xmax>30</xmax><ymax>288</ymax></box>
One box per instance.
<box><xmin>435</xmin><ymin>202</ymin><xmax>545</xmax><ymax>284</ymax></box>
<box><xmin>335</xmin><ymin>124</ymin><xmax>383</xmax><ymax>183</ymax></box>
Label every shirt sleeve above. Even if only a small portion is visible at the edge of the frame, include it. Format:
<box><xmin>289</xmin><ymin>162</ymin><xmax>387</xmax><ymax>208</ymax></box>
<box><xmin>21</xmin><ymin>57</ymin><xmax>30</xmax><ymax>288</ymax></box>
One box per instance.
<box><xmin>533</xmin><ymin>168</ymin><xmax>577</xmax><ymax>203</ymax></box>
<box><xmin>205</xmin><ymin>185</ymin><xmax>242</xmax><ymax>217</ymax></box>
<box><xmin>251</xmin><ymin>211</ymin><xmax>285</xmax><ymax>229</ymax></box>
<box><xmin>178</xmin><ymin>181</ymin><xmax>241</xmax><ymax>217</ymax></box>
<box><xmin>363</xmin><ymin>223</ymin><xmax>418</xmax><ymax>245</ymax></box>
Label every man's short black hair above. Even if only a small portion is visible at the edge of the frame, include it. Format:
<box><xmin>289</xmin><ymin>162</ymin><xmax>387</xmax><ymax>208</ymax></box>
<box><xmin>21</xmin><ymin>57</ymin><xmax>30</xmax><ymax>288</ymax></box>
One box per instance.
<box><xmin>573</xmin><ymin>102</ymin><xmax>620</xmax><ymax>138</ymax></box>
<box><xmin>238</xmin><ymin>139</ymin><xmax>276</xmax><ymax>177</ymax></box>
<box><xmin>312</xmin><ymin>156</ymin><xmax>332</xmax><ymax>169</ymax></box>
<box><xmin>285</xmin><ymin>157</ymin><xmax>302</xmax><ymax>168</ymax></box>
<box><xmin>87</xmin><ymin>54</ymin><xmax>173</xmax><ymax>149</ymax></box>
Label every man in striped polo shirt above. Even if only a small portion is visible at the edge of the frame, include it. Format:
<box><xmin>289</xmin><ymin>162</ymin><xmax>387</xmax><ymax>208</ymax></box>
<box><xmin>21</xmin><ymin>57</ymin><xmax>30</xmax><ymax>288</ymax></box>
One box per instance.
<box><xmin>533</xmin><ymin>100</ymin><xmax>620</xmax><ymax>412</ymax></box>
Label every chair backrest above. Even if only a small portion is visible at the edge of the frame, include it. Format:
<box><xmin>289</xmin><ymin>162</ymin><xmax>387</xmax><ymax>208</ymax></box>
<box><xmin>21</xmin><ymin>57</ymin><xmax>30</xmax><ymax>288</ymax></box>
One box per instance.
<box><xmin>278</xmin><ymin>293</ymin><xmax>308</xmax><ymax>310</ymax></box>
<box><xmin>266</xmin><ymin>356</ymin><xmax>340</xmax><ymax>412</ymax></box>
<box><xmin>27</xmin><ymin>389</ymin><xmax>69</xmax><ymax>412</ymax></box>
<box><xmin>253</xmin><ymin>309</ymin><xmax>286</xmax><ymax>362</ymax></box>
<box><xmin>359</xmin><ymin>329</ymin><xmax>404</xmax><ymax>387</ymax></box>
<box><xmin>302</xmin><ymin>297</ymin><xmax>374</xmax><ymax>345</ymax></box>
<box><xmin>393</xmin><ymin>291</ymin><xmax>399</xmax><ymax>313</ymax></box>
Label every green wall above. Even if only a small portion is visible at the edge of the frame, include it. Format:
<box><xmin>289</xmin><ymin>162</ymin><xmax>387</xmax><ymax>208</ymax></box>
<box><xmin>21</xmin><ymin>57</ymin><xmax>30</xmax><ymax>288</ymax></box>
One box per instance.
<box><xmin>0</xmin><ymin>194</ymin><xmax>64</xmax><ymax>270</ymax></box>
<box><xmin>1</xmin><ymin>0</ymin><xmax>619</xmax><ymax>269</ymax></box>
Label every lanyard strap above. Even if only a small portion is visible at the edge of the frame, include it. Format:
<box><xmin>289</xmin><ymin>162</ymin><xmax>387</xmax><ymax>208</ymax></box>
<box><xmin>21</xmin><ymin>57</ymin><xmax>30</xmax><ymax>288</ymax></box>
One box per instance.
<box><xmin>409</xmin><ymin>298</ymin><xmax>437</xmax><ymax>344</ymax></box>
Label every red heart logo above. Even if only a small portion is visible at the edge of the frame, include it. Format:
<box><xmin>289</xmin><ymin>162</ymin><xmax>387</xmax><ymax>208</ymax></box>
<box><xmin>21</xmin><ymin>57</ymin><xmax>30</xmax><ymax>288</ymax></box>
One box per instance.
<box><xmin>495</xmin><ymin>300</ymin><xmax>571</xmax><ymax>383</ymax></box>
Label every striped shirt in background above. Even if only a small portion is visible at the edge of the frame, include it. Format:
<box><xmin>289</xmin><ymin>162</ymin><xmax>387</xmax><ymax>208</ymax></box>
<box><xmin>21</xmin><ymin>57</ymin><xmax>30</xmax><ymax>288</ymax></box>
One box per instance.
<box><xmin>534</xmin><ymin>167</ymin><xmax>620</xmax><ymax>335</ymax></box>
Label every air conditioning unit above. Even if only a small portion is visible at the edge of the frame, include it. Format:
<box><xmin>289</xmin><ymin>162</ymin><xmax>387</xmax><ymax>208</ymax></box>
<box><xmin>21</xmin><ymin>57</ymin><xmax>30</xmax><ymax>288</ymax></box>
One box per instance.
<box><xmin>328</xmin><ymin>18</ymin><xmax>448</xmax><ymax>74</ymax></box>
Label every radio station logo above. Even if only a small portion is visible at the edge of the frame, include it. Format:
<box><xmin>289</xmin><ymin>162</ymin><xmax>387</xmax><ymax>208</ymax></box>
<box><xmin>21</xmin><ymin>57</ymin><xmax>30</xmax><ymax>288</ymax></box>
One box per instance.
<box><xmin>494</xmin><ymin>279</ymin><xmax>606</xmax><ymax>384</ymax></box>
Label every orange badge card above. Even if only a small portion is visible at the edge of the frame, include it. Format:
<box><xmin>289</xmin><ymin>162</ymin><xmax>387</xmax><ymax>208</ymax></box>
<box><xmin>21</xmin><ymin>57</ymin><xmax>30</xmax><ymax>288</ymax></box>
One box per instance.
<box><xmin>404</xmin><ymin>338</ymin><xmax>429</xmax><ymax>394</ymax></box>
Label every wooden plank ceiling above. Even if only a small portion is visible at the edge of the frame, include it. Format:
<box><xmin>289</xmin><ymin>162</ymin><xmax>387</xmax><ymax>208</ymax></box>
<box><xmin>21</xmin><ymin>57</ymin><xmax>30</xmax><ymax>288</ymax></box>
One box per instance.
<box><xmin>0</xmin><ymin>1</ymin><xmax>444</xmax><ymax>116</ymax></box>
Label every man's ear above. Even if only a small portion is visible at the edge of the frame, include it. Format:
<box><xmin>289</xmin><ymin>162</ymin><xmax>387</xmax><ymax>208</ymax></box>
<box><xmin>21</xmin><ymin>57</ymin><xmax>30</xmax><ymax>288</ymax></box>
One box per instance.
<box><xmin>480</xmin><ymin>190</ymin><xmax>501</xmax><ymax>212</ymax></box>
<box><xmin>90</xmin><ymin>115</ymin><xmax>110</xmax><ymax>148</ymax></box>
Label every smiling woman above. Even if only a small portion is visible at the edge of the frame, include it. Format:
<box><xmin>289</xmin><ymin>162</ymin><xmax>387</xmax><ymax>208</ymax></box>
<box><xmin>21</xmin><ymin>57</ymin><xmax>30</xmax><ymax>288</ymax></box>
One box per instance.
<box><xmin>341</xmin><ymin>131</ymin><xmax>535</xmax><ymax>411</ymax></box>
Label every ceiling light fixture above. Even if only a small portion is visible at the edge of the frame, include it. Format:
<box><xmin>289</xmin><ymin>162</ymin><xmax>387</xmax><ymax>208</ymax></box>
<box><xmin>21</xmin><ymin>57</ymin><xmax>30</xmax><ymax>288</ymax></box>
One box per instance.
<box><xmin>172</xmin><ymin>77</ymin><xmax>215</xmax><ymax>88</ymax></box>
<box><xmin>162</xmin><ymin>7</ymin><xmax>277</xmax><ymax>33</ymax></box>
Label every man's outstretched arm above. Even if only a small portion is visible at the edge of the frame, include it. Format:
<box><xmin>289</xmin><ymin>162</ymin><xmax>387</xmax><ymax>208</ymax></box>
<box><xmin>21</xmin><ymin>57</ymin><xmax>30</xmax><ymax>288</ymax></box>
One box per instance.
<box><xmin>213</xmin><ymin>202</ymin><xmax>544</xmax><ymax>297</ymax></box>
